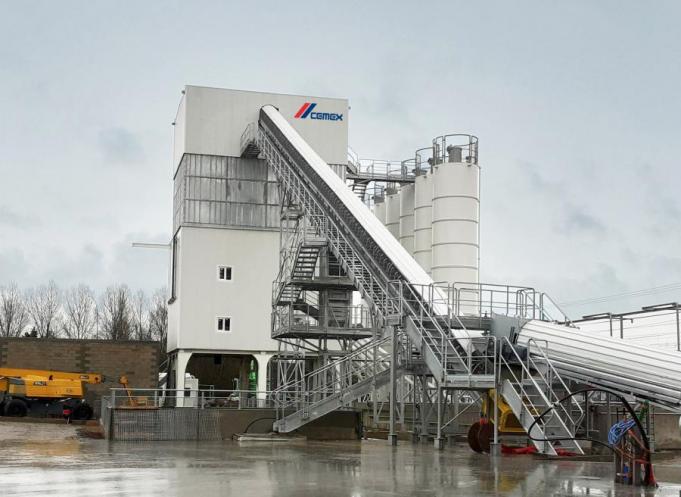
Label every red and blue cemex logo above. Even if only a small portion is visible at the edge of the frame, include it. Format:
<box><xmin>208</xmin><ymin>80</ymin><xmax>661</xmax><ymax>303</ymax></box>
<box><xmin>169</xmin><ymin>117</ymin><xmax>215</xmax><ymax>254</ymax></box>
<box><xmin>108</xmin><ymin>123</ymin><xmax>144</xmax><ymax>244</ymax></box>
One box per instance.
<box><xmin>294</xmin><ymin>102</ymin><xmax>343</xmax><ymax>121</ymax></box>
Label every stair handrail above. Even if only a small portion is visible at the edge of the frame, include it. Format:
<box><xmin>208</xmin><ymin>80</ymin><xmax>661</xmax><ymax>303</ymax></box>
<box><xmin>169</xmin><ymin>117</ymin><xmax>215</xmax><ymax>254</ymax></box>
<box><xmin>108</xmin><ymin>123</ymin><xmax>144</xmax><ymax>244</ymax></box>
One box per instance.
<box><xmin>499</xmin><ymin>337</ymin><xmax>558</xmax><ymax>431</ymax></box>
<box><xmin>272</xmin><ymin>215</ymin><xmax>307</xmax><ymax>303</ymax></box>
<box><xmin>388</xmin><ymin>280</ymin><xmax>471</xmax><ymax>378</ymax></box>
<box><xmin>525</xmin><ymin>337</ymin><xmax>584</xmax><ymax>427</ymax></box>
<box><xmin>274</xmin><ymin>335</ymin><xmax>394</xmax><ymax>413</ymax></box>
<box><xmin>500</xmin><ymin>337</ymin><xmax>580</xmax><ymax>441</ymax></box>
<box><xmin>273</xmin><ymin>214</ymin><xmax>327</xmax><ymax>305</ymax></box>
<box><xmin>272</xmin><ymin>335</ymin><xmax>391</xmax><ymax>397</ymax></box>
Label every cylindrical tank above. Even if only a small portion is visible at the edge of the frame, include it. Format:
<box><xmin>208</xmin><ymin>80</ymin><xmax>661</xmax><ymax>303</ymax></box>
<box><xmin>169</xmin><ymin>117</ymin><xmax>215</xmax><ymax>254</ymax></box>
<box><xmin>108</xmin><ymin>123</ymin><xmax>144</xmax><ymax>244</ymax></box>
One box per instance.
<box><xmin>413</xmin><ymin>173</ymin><xmax>432</xmax><ymax>275</ymax></box>
<box><xmin>431</xmin><ymin>158</ymin><xmax>480</xmax><ymax>287</ymax></box>
<box><xmin>384</xmin><ymin>190</ymin><xmax>400</xmax><ymax>240</ymax></box>
<box><xmin>373</xmin><ymin>197</ymin><xmax>386</xmax><ymax>225</ymax></box>
<box><xmin>398</xmin><ymin>184</ymin><xmax>415</xmax><ymax>256</ymax></box>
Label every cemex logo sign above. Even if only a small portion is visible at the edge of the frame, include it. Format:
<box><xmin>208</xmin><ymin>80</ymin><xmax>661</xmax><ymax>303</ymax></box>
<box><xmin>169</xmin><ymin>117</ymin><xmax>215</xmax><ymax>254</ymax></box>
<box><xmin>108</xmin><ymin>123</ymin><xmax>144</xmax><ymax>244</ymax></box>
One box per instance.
<box><xmin>294</xmin><ymin>102</ymin><xmax>343</xmax><ymax>121</ymax></box>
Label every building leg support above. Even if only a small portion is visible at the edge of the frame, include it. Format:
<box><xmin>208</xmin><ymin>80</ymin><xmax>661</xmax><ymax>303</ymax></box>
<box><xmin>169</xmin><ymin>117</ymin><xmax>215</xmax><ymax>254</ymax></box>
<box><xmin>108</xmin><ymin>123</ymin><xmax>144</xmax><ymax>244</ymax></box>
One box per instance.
<box><xmin>256</xmin><ymin>353</ymin><xmax>274</xmax><ymax>407</ymax></box>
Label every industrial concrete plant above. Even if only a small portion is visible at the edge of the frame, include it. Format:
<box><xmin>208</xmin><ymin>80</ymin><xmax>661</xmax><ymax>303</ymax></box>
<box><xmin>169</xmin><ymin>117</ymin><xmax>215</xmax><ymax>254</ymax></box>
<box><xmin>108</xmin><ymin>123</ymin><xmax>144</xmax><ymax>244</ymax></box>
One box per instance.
<box><xmin>110</xmin><ymin>86</ymin><xmax>681</xmax><ymax>489</ymax></box>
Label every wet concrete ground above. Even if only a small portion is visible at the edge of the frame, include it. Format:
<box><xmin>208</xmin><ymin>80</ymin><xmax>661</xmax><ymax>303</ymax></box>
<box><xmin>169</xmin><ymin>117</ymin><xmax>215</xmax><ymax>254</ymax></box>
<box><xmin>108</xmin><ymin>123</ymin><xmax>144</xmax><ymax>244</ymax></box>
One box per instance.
<box><xmin>0</xmin><ymin>422</ymin><xmax>680</xmax><ymax>496</ymax></box>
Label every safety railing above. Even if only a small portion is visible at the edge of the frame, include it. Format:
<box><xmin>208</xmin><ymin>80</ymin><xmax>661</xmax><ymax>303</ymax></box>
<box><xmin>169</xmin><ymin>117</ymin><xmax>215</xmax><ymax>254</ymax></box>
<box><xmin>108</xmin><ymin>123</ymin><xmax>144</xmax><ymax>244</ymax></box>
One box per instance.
<box><xmin>347</xmin><ymin>159</ymin><xmax>414</xmax><ymax>182</ymax></box>
<box><xmin>273</xmin><ymin>334</ymin><xmax>396</xmax><ymax>418</ymax></box>
<box><xmin>106</xmin><ymin>388</ymin><xmax>278</xmax><ymax>410</ymax></box>
<box><xmin>272</xmin><ymin>303</ymin><xmax>374</xmax><ymax>336</ymax></box>
<box><xmin>239</xmin><ymin>122</ymin><xmax>259</xmax><ymax>157</ymax></box>
<box><xmin>449</xmin><ymin>282</ymin><xmax>570</xmax><ymax>322</ymax></box>
<box><xmin>272</xmin><ymin>215</ymin><xmax>326</xmax><ymax>305</ymax></box>
<box><xmin>525</xmin><ymin>338</ymin><xmax>584</xmax><ymax>427</ymax></box>
<box><xmin>499</xmin><ymin>337</ymin><xmax>581</xmax><ymax>437</ymax></box>
<box><xmin>432</xmin><ymin>134</ymin><xmax>479</xmax><ymax>165</ymax></box>
<box><xmin>387</xmin><ymin>280</ymin><xmax>472</xmax><ymax>379</ymax></box>
<box><xmin>347</xmin><ymin>147</ymin><xmax>360</xmax><ymax>174</ymax></box>
<box><xmin>414</xmin><ymin>146</ymin><xmax>435</xmax><ymax>174</ymax></box>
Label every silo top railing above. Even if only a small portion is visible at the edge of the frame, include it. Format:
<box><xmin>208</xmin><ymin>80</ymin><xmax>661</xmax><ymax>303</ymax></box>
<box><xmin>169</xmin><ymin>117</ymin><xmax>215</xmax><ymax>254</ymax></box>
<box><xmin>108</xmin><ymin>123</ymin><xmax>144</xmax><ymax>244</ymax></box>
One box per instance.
<box><xmin>432</xmin><ymin>134</ymin><xmax>479</xmax><ymax>165</ymax></box>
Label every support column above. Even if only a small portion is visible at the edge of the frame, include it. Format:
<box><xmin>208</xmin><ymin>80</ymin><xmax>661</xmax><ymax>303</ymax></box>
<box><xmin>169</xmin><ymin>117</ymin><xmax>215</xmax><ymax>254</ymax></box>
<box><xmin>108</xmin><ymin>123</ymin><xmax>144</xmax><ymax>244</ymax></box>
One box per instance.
<box><xmin>372</xmin><ymin>337</ymin><xmax>379</xmax><ymax>428</ymax></box>
<box><xmin>490</xmin><ymin>386</ymin><xmax>501</xmax><ymax>457</ymax></box>
<box><xmin>256</xmin><ymin>353</ymin><xmax>274</xmax><ymax>407</ymax></box>
<box><xmin>434</xmin><ymin>385</ymin><xmax>444</xmax><ymax>449</ymax></box>
<box><xmin>419</xmin><ymin>375</ymin><xmax>429</xmax><ymax>443</ymax></box>
<box><xmin>388</xmin><ymin>325</ymin><xmax>398</xmax><ymax>446</ymax></box>
<box><xmin>174</xmin><ymin>350</ymin><xmax>192</xmax><ymax>408</ymax></box>
<box><xmin>452</xmin><ymin>390</ymin><xmax>460</xmax><ymax>436</ymax></box>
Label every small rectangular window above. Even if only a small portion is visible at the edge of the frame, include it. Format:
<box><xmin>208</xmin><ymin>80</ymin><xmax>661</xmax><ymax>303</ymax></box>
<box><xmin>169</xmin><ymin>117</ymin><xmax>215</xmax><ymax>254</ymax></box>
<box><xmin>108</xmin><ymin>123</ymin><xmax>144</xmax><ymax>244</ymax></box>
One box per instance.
<box><xmin>218</xmin><ymin>266</ymin><xmax>232</xmax><ymax>281</ymax></box>
<box><xmin>217</xmin><ymin>317</ymin><xmax>231</xmax><ymax>332</ymax></box>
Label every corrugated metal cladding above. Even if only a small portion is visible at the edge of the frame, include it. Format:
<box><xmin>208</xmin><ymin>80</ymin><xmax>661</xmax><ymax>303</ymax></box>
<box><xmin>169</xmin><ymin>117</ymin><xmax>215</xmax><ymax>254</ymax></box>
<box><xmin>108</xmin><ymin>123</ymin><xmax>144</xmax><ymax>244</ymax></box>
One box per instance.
<box><xmin>173</xmin><ymin>154</ymin><xmax>280</xmax><ymax>231</ymax></box>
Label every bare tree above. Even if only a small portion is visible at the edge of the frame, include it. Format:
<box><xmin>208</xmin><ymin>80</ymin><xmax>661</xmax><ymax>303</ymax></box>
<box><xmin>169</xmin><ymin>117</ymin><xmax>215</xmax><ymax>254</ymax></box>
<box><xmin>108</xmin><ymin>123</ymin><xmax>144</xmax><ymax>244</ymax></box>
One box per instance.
<box><xmin>131</xmin><ymin>289</ymin><xmax>148</xmax><ymax>340</ymax></box>
<box><xmin>149</xmin><ymin>288</ymin><xmax>168</xmax><ymax>362</ymax></box>
<box><xmin>99</xmin><ymin>285</ymin><xmax>133</xmax><ymax>340</ymax></box>
<box><xmin>0</xmin><ymin>282</ymin><xmax>29</xmax><ymax>337</ymax></box>
<box><xmin>25</xmin><ymin>281</ymin><xmax>62</xmax><ymax>338</ymax></box>
<box><xmin>62</xmin><ymin>284</ymin><xmax>97</xmax><ymax>339</ymax></box>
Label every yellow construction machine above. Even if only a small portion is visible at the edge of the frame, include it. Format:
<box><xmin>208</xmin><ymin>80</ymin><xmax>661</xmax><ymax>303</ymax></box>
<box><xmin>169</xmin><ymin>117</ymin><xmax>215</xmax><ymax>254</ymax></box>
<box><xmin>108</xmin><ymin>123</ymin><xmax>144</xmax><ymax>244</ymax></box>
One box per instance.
<box><xmin>0</xmin><ymin>367</ymin><xmax>102</xmax><ymax>419</ymax></box>
<box><xmin>467</xmin><ymin>389</ymin><xmax>525</xmax><ymax>453</ymax></box>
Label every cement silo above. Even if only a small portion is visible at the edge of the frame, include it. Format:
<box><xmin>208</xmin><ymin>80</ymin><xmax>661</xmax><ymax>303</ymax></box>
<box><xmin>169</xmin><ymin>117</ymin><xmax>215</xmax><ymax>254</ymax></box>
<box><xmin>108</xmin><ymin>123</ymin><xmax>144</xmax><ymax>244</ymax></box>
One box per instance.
<box><xmin>398</xmin><ymin>184</ymin><xmax>415</xmax><ymax>256</ymax></box>
<box><xmin>413</xmin><ymin>173</ymin><xmax>433</xmax><ymax>275</ymax></box>
<box><xmin>430</xmin><ymin>136</ymin><xmax>480</xmax><ymax>293</ymax></box>
<box><xmin>384</xmin><ymin>189</ymin><xmax>400</xmax><ymax>240</ymax></box>
<box><xmin>373</xmin><ymin>197</ymin><xmax>386</xmax><ymax>225</ymax></box>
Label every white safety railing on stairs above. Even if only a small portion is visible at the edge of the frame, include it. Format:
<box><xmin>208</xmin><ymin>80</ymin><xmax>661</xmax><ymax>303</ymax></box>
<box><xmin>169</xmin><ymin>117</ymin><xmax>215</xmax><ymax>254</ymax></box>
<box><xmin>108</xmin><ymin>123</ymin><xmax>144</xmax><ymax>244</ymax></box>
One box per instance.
<box><xmin>498</xmin><ymin>336</ymin><xmax>583</xmax><ymax>453</ymax></box>
<box><xmin>273</xmin><ymin>335</ymin><xmax>396</xmax><ymax>418</ymax></box>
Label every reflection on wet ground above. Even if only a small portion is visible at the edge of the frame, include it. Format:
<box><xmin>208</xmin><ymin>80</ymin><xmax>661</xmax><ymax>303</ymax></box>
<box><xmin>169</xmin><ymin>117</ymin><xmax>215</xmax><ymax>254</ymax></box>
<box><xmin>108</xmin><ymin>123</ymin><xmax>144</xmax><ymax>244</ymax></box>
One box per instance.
<box><xmin>0</xmin><ymin>433</ymin><xmax>679</xmax><ymax>496</ymax></box>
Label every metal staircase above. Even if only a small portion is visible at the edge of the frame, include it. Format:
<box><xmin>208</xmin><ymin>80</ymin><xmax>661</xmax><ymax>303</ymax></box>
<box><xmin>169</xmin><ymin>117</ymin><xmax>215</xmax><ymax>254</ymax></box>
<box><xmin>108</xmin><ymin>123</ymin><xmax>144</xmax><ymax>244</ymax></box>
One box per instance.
<box><xmin>499</xmin><ymin>337</ymin><xmax>584</xmax><ymax>455</ymax></box>
<box><xmin>272</xmin><ymin>212</ymin><xmax>326</xmax><ymax>306</ymax></box>
<box><xmin>276</xmin><ymin>240</ymin><xmax>326</xmax><ymax>304</ymax></box>
<box><xmin>350</xmin><ymin>180</ymin><xmax>369</xmax><ymax>202</ymax></box>
<box><xmin>273</xmin><ymin>335</ymin><xmax>400</xmax><ymax>432</ymax></box>
<box><xmin>394</xmin><ymin>281</ymin><xmax>496</xmax><ymax>388</ymax></box>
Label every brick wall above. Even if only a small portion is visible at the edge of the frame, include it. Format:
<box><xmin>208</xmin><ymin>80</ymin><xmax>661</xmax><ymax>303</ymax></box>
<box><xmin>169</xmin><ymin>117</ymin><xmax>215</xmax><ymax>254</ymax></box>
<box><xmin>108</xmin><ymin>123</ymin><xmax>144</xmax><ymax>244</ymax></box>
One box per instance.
<box><xmin>0</xmin><ymin>337</ymin><xmax>160</xmax><ymax>411</ymax></box>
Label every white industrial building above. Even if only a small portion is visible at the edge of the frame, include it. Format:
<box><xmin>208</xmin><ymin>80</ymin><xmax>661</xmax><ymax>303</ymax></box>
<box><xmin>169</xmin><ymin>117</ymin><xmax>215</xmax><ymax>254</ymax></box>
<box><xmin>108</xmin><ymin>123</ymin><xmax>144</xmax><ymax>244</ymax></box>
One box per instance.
<box><xmin>167</xmin><ymin>87</ymin><xmax>349</xmax><ymax>395</ymax></box>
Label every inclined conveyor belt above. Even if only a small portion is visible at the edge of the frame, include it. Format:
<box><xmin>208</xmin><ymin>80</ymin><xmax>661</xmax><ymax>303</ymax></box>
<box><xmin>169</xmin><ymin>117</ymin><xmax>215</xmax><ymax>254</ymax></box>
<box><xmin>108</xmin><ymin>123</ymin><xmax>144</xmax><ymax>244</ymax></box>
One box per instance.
<box><xmin>259</xmin><ymin>105</ymin><xmax>451</xmax><ymax>317</ymax></box>
<box><xmin>518</xmin><ymin>320</ymin><xmax>681</xmax><ymax>411</ymax></box>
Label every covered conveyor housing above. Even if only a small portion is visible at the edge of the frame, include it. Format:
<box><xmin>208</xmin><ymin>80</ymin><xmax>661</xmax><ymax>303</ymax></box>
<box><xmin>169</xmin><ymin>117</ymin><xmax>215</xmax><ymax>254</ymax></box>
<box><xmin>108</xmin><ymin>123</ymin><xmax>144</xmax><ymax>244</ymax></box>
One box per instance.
<box><xmin>242</xmin><ymin>105</ymin><xmax>681</xmax><ymax>452</ymax></box>
<box><xmin>517</xmin><ymin>320</ymin><xmax>681</xmax><ymax>411</ymax></box>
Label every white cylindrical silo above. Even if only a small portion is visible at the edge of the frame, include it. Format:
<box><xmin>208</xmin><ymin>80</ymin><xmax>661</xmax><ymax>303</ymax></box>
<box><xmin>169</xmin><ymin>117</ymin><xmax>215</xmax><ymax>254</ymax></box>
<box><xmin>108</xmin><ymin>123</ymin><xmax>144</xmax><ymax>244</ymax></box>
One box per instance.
<box><xmin>373</xmin><ymin>198</ymin><xmax>386</xmax><ymax>225</ymax></box>
<box><xmin>413</xmin><ymin>173</ymin><xmax>432</xmax><ymax>275</ymax></box>
<box><xmin>431</xmin><ymin>158</ymin><xmax>480</xmax><ymax>289</ymax></box>
<box><xmin>398</xmin><ymin>184</ymin><xmax>415</xmax><ymax>256</ymax></box>
<box><xmin>384</xmin><ymin>191</ymin><xmax>400</xmax><ymax>240</ymax></box>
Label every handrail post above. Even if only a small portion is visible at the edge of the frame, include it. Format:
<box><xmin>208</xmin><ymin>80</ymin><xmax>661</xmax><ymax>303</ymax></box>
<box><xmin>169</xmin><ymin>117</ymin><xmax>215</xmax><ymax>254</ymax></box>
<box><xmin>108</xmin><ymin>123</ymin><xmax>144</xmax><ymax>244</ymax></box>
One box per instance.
<box><xmin>676</xmin><ymin>304</ymin><xmax>680</xmax><ymax>352</ymax></box>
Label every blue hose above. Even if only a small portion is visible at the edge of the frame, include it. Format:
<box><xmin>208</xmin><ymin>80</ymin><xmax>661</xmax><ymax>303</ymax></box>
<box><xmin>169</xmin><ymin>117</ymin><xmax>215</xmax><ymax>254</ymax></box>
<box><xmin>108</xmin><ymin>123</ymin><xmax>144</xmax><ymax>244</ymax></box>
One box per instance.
<box><xmin>608</xmin><ymin>419</ymin><xmax>636</xmax><ymax>446</ymax></box>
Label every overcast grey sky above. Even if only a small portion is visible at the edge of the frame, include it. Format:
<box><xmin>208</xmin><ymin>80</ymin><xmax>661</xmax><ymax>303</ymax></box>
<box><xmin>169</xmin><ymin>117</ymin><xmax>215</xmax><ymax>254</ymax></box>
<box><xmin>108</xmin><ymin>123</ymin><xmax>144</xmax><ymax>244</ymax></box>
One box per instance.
<box><xmin>1</xmin><ymin>1</ymin><xmax>680</xmax><ymax>317</ymax></box>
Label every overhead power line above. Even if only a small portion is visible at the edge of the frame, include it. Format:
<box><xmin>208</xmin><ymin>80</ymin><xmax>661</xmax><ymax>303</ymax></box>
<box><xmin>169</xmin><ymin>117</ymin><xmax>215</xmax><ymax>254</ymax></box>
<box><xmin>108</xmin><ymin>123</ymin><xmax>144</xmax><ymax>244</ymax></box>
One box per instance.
<box><xmin>559</xmin><ymin>282</ymin><xmax>681</xmax><ymax>307</ymax></box>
